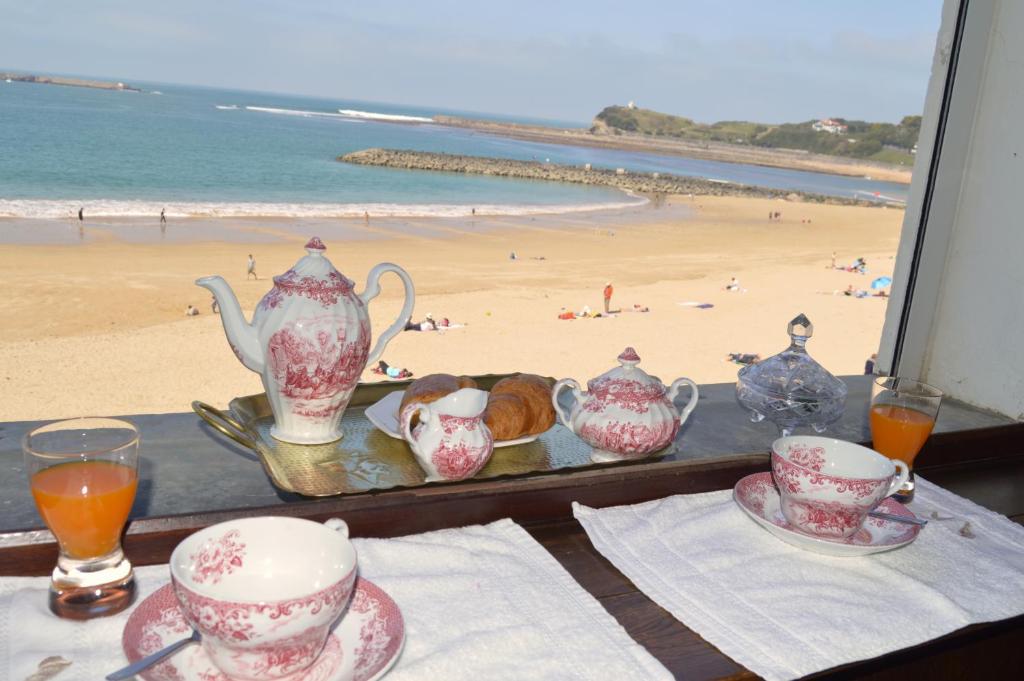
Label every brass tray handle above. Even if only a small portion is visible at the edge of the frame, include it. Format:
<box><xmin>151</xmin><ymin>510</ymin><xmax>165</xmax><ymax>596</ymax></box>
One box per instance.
<box><xmin>192</xmin><ymin>400</ymin><xmax>258</xmax><ymax>451</ymax></box>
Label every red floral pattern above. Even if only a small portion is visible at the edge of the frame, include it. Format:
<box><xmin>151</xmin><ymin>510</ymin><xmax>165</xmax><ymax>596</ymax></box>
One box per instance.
<box><xmin>583</xmin><ymin>378</ymin><xmax>666</xmax><ymax>414</ymax></box>
<box><xmin>267</xmin><ymin>319</ymin><xmax>369</xmax><ymax>402</ymax></box>
<box><xmin>260</xmin><ymin>270</ymin><xmax>355</xmax><ymax>311</ymax></box>
<box><xmin>785</xmin><ymin>444</ymin><xmax>826</xmax><ymax>471</ymax></box>
<box><xmin>431</xmin><ymin>437</ymin><xmax>493</xmax><ymax>480</ymax></box>
<box><xmin>174</xmin><ymin>567</ymin><xmax>355</xmax><ymax>644</ymax></box>
<box><xmin>350</xmin><ymin>579</ymin><xmax>405</xmax><ymax>680</ymax></box>
<box><xmin>578</xmin><ymin>417</ymin><xmax>678</xmax><ymax>456</ymax></box>
<box><xmin>439</xmin><ymin>414</ymin><xmax>480</xmax><ymax>435</ymax></box>
<box><xmin>780</xmin><ymin>498</ymin><xmax>864</xmax><ymax>538</ymax></box>
<box><xmin>189</xmin><ymin>529</ymin><xmax>246</xmax><ymax>585</ymax></box>
<box><xmin>771</xmin><ymin>453</ymin><xmax>886</xmax><ymax>500</ymax></box>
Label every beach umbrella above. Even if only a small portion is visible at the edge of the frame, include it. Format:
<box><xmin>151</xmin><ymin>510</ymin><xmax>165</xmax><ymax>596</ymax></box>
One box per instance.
<box><xmin>871</xmin><ymin>276</ymin><xmax>892</xmax><ymax>290</ymax></box>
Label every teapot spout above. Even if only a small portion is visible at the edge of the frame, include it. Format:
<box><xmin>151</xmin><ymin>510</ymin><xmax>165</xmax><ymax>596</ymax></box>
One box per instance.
<box><xmin>196</xmin><ymin>275</ymin><xmax>264</xmax><ymax>373</ymax></box>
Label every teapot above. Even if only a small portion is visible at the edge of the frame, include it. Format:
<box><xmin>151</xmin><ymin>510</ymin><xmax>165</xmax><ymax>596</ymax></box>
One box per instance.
<box><xmin>197</xmin><ymin>237</ymin><xmax>414</xmax><ymax>444</ymax></box>
<box><xmin>401</xmin><ymin>388</ymin><xmax>494</xmax><ymax>481</ymax></box>
<box><xmin>552</xmin><ymin>347</ymin><xmax>699</xmax><ymax>462</ymax></box>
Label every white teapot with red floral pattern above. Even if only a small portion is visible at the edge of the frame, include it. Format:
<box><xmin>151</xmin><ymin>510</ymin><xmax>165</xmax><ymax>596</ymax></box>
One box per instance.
<box><xmin>552</xmin><ymin>348</ymin><xmax>699</xmax><ymax>462</ymax></box>
<box><xmin>198</xmin><ymin>237</ymin><xmax>414</xmax><ymax>445</ymax></box>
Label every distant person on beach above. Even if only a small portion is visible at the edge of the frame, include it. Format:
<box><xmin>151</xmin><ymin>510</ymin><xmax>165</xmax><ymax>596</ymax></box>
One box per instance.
<box><xmin>510</xmin><ymin>251</ymin><xmax>517</xmax><ymax>260</ymax></box>
<box><xmin>185</xmin><ymin>305</ymin><xmax>199</xmax><ymax>317</ymax></box>
<box><xmin>864</xmin><ymin>353</ymin><xmax>878</xmax><ymax>375</ymax></box>
<box><xmin>372</xmin><ymin>360</ymin><xmax>413</xmax><ymax>379</ymax></box>
<box><xmin>364</xmin><ymin>211</ymin><xmax>370</xmax><ymax>225</ymax></box>
<box><xmin>78</xmin><ymin>207</ymin><xmax>83</xmax><ymax>222</ymax></box>
<box><xmin>247</xmin><ymin>254</ymin><xmax>257</xmax><ymax>280</ymax></box>
<box><xmin>160</xmin><ymin>208</ymin><xmax>166</xmax><ymax>224</ymax></box>
<box><xmin>211</xmin><ymin>296</ymin><xmax>220</xmax><ymax>314</ymax></box>
<box><xmin>726</xmin><ymin>353</ymin><xmax>761</xmax><ymax>365</ymax></box>
<box><xmin>404</xmin><ymin>314</ymin><xmax>437</xmax><ymax>332</ymax></box>
<box><xmin>725</xmin><ymin>277</ymin><xmax>740</xmax><ymax>292</ymax></box>
<box><xmin>603</xmin><ymin>282</ymin><xmax>614</xmax><ymax>313</ymax></box>
<box><xmin>830</xmin><ymin>251</ymin><xmax>837</xmax><ymax>269</ymax></box>
<box><xmin>472</xmin><ymin>208</ymin><xmax>476</xmax><ymax>216</ymax></box>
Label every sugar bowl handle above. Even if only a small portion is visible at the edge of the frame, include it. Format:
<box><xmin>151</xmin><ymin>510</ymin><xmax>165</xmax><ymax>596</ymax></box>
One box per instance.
<box><xmin>401</xmin><ymin>403</ymin><xmax>430</xmax><ymax>446</ymax></box>
<box><xmin>667</xmin><ymin>378</ymin><xmax>699</xmax><ymax>426</ymax></box>
<box><xmin>551</xmin><ymin>378</ymin><xmax>583</xmax><ymax>431</ymax></box>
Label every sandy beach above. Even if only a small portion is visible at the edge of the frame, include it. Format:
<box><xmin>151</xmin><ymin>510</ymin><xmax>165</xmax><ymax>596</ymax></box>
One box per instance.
<box><xmin>0</xmin><ymin>196</ymin><xmax>903</xmax><ymax>421</ymax></box>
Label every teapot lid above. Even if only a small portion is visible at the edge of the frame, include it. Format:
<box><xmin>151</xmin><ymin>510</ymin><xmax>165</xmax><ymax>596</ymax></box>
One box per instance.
<box><xmin>588</xmin><ymin>347</ymin><xmax>666</xmax><ymax>399</ymax></box>
<box><xmin>269</xmin><ymin>237</ymin><xmax>354</xmax><ymax>305</ymax></box>
<box><xmin>737</xmin><ymin>314</ymin><xmax>847</xmax><ymax>400</ymax></box>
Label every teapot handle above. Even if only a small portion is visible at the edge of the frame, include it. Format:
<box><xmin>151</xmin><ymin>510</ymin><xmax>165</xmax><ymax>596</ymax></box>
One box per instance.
<box><xmin>401</xmin><ymin>403</ymin><xmax>430</xmax><ymax>445</ymax></box>
<box><xmin>667</xmin><ymin>378</ymin><xmax>699</xmax><ymax>427</ymax></box>
<box><xmin>360</xmin><ymin>262</ymin><xmax>416</xmax><ymax>366</ymax></box>
<box><xmin>551</xmin><ymin>378</ymin><xmax>582</xmax><ymax>431</ymax></box>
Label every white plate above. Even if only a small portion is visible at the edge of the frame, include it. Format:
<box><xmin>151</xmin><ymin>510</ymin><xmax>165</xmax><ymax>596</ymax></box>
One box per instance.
<box><xmin>733</xmin><ymin>472</ymin><xmax>922</xmax><ymax>557</ymax></box>
<box><xmin>122</xmin><ymin>578</ymin><xmax>404</xmax><ymax>681</ymax></box>
<box><xmin>365</xmin><ymin>390</ymin><xmax>540</xmax><ymax>448</ymax></box>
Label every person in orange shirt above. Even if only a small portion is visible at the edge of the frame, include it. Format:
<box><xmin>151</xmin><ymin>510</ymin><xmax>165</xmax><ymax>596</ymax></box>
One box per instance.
<box><xmin>603</xmin><ymin>281</ymin><xmax>614</xmax><ymax>314</ymax></box>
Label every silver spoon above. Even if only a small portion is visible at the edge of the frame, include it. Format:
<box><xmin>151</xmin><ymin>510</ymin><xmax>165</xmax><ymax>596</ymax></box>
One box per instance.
<box><xmin>868</xmin><ymin>510</ymin><xmax>928</xmax><ymax>526</ymax></box>
<box><xmin>106</xmin><ymin>630</ymin><xmax>201</xmax><ymax>680</ymax></box>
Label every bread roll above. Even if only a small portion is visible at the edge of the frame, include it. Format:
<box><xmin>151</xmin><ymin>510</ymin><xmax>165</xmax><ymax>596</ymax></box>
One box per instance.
<box><xmin>400</xmin><ymin>374</ymin><xmax>477</xmax><ymax>427</ymax></box>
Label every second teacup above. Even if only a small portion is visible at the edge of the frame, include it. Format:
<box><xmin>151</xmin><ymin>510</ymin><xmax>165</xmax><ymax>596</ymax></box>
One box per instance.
<box><xmin>771</xmin><ymin>435</ymin><xmax>909</xmax><ymax>539</ymax></box>
<box><xmin>169</xmin><ymin>516</ymin><xmax>357</xmax><ymax>681</ymax></box>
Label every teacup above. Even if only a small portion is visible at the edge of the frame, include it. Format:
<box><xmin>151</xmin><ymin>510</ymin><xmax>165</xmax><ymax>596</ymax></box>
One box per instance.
<box><xmin>771</xmin><ymin>435</ymin><xmax>909</xmax><ymax>539</ymax></box>
<box><xmin>169</xmin><ymin>516</ymin><xmax>357</xmax><ymax>680</ymax></box>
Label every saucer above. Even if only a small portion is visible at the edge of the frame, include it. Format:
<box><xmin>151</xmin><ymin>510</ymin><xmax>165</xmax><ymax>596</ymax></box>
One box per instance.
<box><xmin>733</xmin><ymin>472</ymin><xmax>922</xmax><ymax>557</ymax></box>
<box><xmin>122</xmin><ymin>578</ymin><xmax>404</xmax><ymax>681</ymax></box>
<box><xmin>365</xmin><ymin>390</ymin><xmax>539</xmax><ymax>448</ymax></box>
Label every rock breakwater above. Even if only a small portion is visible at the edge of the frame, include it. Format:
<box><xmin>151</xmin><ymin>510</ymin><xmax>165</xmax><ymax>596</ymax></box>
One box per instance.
<box><xmin>340</xmin><ymin>149</ymin><xmax>882</xmax><ymax>206</ymax></box>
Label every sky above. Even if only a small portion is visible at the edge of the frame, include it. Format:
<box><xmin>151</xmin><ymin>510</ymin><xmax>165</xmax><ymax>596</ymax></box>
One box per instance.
<box><xmin>0</xmin><ymin>0</ymin><xmax>944</xmax><ymax>124</ymax></box>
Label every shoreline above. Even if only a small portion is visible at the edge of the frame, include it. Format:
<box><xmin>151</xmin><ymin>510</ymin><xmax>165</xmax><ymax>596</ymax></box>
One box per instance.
<box><xmin>433</xmin><ymin>115</ymin><xmax>913</xmax><ymax>185</ymax></box>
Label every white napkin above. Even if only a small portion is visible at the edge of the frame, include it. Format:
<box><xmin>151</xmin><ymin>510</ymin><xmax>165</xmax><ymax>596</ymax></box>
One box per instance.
<box><xmin>573</xmin><ymin>477</ymin><xmax>1024</xmax><ymax>681</ymax></box>
<box><xmin>2</xmin><ymin>519</ymin><xmax>670</xmax><ymax>681</ymax></box>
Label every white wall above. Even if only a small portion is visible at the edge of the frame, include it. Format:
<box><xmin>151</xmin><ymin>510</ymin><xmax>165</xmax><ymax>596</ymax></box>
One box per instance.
<box><xmin>886</xmin><ymin>0</ymin><xmax>1024</xmax><ymax>419</ymax></box>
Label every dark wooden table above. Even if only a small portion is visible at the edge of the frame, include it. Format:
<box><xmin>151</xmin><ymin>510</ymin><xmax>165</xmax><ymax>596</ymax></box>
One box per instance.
<box><xmin>1</xmin><ymin>389</ymin><xmax>1021</xmax><ymax>680</ymax></box>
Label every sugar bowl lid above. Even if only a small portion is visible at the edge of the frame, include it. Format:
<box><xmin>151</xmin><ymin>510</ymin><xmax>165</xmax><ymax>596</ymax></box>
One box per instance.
<box><xmin>737</xmin><ymin>314</ymin><xmax>846</xmax><ymax>400</ymax></box>
<box><xmin>588</xmin><ymin>347</ymin><xmax>666</xmax><ymax>398</ymax></box>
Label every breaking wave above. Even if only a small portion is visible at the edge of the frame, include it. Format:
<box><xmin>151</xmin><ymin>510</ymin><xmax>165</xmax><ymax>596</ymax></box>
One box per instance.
<box><xmin>244</xmin><ymin>106</ymin><xmax>363</xmax><ymax>122</ymax></box>
<box><xmin>337</xmin><ymin>109</ymin><xmax>433</xmax><ymax>123</ymax></box>
<box><xmin>0</xmin><ymin>196</ymin><xmax>647</xmax><ymax>219</ymax></box>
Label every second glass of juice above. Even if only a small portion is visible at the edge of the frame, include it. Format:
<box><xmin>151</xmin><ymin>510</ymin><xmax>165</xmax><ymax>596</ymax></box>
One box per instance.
<box><xmin>869</xmin><ymin>377</ymin><xmax>943</xmax><ymax>502</ymax></box>
<box><xmin>24</xmin><ymin>417</ymin><xmax>139</xmax><ymax>619</ymax></box>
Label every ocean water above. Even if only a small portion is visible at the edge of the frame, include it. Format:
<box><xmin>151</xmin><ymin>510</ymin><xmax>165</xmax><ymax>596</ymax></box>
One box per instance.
<box><xmin>0</xmin><ymin>79</ymin><xmax>909</xmax><ymax>218</ymax></box>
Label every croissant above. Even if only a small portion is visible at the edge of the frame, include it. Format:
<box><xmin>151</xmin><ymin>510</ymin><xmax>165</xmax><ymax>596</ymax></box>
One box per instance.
<box><xmin>485</xmin><ymin>374</ymin><xmax>556</xmax><ymax>438</ymax></box>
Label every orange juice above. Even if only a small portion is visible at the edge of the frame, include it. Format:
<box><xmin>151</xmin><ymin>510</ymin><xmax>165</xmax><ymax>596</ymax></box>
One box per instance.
<box><xmin>30</xmin><ymin>460</ymin><xmax>137</xmax><ymax>559</ymax></box>
<box><xmin>870</xmin><ymin>404</ymin><xmax>935</xmax><ymax>466</ymax></box>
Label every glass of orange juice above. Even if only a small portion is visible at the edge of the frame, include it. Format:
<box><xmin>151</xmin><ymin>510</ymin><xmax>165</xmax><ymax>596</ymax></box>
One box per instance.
<box><xmin>23</xmin><ymin>417</ymin><xmax>139</xmax><ymax>619</ymax></box>
<box><xmin>870</xmin><ymin>377</ymin><xmax>943</xmax><ymax>503</ymax></box>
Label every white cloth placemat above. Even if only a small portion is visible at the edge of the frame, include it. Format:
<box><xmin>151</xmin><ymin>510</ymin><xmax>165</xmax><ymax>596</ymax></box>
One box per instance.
<box><xmin>573</xmin><ymin>477</ymin><xmax>1024</xmax><ymax>681</ymax></box>
<box><xmin>2</xmin><ymin>519</ymin><xmax>670</xmax><ymax>681</ymax></box>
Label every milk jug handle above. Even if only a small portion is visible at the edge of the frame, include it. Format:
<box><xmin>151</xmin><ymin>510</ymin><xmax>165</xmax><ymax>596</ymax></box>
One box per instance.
<box><xmin>360</xmin><ymin>263</ymin><xmax>416</xmax><ymax>366</ymax></box>
<box><xmin>402</xmin><ymin>403</ymin><xmax>430</xmax><ymax>444</ymax></box>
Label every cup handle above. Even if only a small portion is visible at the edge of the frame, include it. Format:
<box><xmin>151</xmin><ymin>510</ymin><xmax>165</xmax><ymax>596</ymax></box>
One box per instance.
<box><xmin>551</xmin><ymin>379</ymin><xmax>582</xmax><ymax>430</ymax></box>
<box><xmin>324</xmin><ymin>518</ymin><xmax>349</xmax><ymax>539</ymax></box>
<box><xmin>401</xmin><ymin>402</ymin><xmax>429</xmax><ymax>445</ymax></box>
<box><xmin>359</xmin><ymin>263</ymin><xmax>416</xmax><ymax>367</ymax></box>
<box><xmin>667</xmin><ymin>378</ymin><xmax>699</xmax><ymax>426</ymax></box>
<box><xmin>885</xmin><ymin>460</ymin><xmax>911</xmax><ymax>497</ymax></box>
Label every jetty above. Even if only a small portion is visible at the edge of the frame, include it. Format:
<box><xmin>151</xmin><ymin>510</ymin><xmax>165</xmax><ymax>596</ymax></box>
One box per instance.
<box><xmin>1</xmin><ymin>73</ymin><xmax>141</xmax><ymax>92</ymax></box>
<box><xmin>339</xmin><ymin>148</ymin><xmax>884</xmax><ymax>206</ymax></box>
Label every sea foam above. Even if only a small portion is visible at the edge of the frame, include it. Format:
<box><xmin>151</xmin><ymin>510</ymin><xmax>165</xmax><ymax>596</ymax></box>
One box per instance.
<box><xmin>245</xmin><ymin>106</ymin><xmax>363</xmax><ymax>122</ymax></box>
<box><xmin>0</xmin><ymin>196</ymin><xmax>647</xmax><ymax>220</ymax></box>
<box><xmin>337</xmin><ymin>109</ymin><xmax>433</xmax><ymax>123</ymax></box>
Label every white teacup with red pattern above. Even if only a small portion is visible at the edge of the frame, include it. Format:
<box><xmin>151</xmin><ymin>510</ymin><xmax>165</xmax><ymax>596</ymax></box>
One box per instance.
<box><xmin>771</xmin><ymin>436</ymin><xmax>910</xmax><ymax>539</ymax></box>
<box><xmin>169</xmin><ymin>516</ymin><xmax>357</xmax><ymax>680</ymax></box>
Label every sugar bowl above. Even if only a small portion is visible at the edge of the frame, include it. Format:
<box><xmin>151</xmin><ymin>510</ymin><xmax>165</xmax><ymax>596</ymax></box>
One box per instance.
<box><xmin>552</xmin><ymin>347</ymin><xmax>699</xmax><ymax>462</ymax></box>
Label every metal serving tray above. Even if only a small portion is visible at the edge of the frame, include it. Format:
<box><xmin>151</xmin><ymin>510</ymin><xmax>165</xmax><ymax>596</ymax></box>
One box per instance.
<box><xmin>193</xmin><ymin>375</ymin><xmax>666</xmax><ymax>497</ymax></box>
